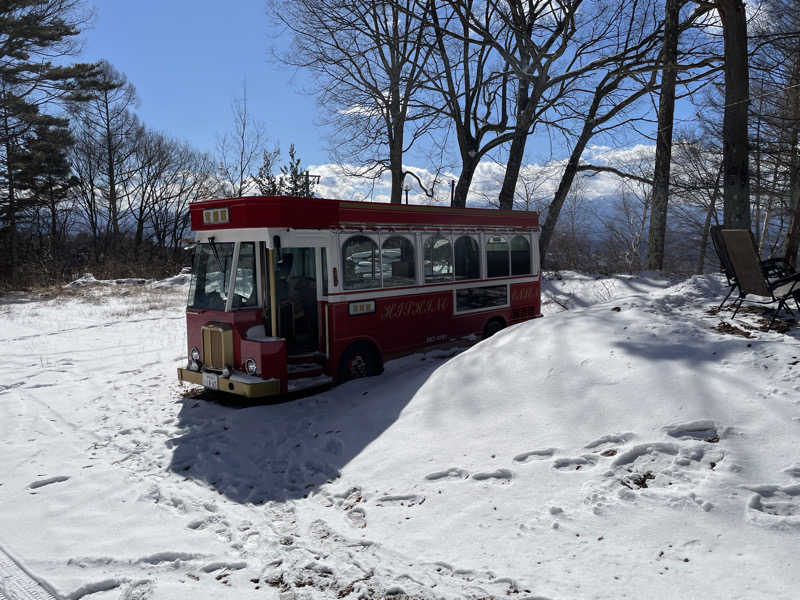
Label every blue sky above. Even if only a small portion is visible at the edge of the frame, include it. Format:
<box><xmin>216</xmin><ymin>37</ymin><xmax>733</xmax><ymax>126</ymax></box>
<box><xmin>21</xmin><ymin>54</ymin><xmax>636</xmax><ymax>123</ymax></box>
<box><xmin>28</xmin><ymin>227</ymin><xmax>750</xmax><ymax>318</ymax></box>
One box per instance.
<box><xmin>80</xmin><ymin>0</ymin><xmax>327</xmax><ymax>163</ymax></box>
<box><xmin>76</xmin><ymin>0</ymin><xmax>706</xmax><ymax>203</ymax></box>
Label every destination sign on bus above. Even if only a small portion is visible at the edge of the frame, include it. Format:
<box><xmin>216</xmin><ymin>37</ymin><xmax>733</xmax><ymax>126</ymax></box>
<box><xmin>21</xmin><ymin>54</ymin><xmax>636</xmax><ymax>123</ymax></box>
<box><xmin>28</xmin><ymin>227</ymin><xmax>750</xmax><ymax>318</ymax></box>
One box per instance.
<box><xmin>203</xmin><ymin>207</ymin><xmax>229</xmax><ymax>225</ymax></box>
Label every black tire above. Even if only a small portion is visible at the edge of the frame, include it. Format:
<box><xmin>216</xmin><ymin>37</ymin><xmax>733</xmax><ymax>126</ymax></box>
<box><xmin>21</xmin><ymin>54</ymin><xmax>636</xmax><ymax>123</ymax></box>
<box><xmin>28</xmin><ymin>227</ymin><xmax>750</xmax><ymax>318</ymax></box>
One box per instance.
<box><xmin>483</xmin><ymin>318</ymin><xmax>505</xmax><ymax>339</ymax></box>
<box><xmin>338</xmin><ymin>343</ymin><xmax>381</xmax><ymax>382</ymax></box>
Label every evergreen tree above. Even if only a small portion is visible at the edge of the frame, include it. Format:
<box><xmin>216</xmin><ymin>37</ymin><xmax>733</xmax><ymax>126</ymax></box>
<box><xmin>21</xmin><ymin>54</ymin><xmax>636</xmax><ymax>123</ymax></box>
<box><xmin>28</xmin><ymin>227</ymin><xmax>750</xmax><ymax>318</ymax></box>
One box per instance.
<box><xmin>280</xmin><ymin>144</ymin><xmax>315</xmax><ymax>197</ymax></box>
<box><xmin>0</xmin><ymin>0</ymin><xmax>100</xmax><ymax>279</ymax></box>
<box><xmin>14</xmin><ymin>120</ymin><xmax>77</xmax><ymax>250</ymax></box>
<box><xmin>254</xmin><ymin>148</ymin><xmax>281</xmax><ymax>195</ymax></box>
<box><xmin>253</xmin><ymin>144</ymin><xmax>316</xmax><ymax>197</ymax></box>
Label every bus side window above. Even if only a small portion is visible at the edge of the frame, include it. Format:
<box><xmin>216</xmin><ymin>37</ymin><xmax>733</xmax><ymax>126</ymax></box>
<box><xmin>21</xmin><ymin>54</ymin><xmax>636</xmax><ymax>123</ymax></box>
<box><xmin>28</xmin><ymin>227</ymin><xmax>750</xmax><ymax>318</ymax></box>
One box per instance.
<box><xmin>382</xmin><ymin>236</ymin><xmax>415</xmax><ymax>287</ymax></box>
<box><xmin>454</xmin><ymin>236</ymin><xmax>479</xmax><ymax>280</ymax></box>
<box><xmin>424</xmin><ymin>236</ymin><xmax>454</xmax><ymax>282</ymax></box>
<box><xmin>510</xmin><ymin>235</ymin><xmax>531</xmax><ymax>275</ymax></box>
<box><xmin>342</xmin><ymin>235</ymin><xmax>380</xmax><ymax>290</ymax></box>
<box><xmin>486</xmin><ymin>236</ymin><xmax>509</xmax><ymax>277</ymax></box>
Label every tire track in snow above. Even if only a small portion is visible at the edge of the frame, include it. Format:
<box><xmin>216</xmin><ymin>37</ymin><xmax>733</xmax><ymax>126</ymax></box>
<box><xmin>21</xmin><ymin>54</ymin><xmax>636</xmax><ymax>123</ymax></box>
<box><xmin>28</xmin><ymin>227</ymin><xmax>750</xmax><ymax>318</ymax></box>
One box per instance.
<box><xmin>0</xmin><ymin>545</ymin><xmax>57</xmax><ymax>600</ymax></box>
<box><xmin>0</xmin><ymin>315</ymin><xmax>184</xmax><ymax>343</ymax></box>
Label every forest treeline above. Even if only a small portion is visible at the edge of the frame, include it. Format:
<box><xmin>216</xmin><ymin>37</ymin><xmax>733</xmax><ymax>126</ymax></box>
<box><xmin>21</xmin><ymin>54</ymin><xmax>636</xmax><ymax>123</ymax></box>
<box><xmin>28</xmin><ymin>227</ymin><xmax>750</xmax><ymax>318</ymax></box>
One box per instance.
<box><xmin>0</xmin><ymin>1</ymin><xmax>314</xmax><ymax>288</ymax></box>
<box><xmin>2</xmin><ymin>0</ymin><xmax>800</xmax><ymax>288</ymax></box>
<box><xmin>273</xmin><ymin>0</ymin><xmax>800</xmax><ymax>271</ymax></box>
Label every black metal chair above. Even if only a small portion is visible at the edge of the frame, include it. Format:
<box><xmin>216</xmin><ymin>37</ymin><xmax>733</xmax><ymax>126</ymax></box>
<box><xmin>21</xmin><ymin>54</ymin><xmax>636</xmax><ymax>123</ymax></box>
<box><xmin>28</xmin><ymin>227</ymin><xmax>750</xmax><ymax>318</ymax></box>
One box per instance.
<box><xmin>710</xmin><ymin>225</ymin><xmax>791</xmax><ymax>309</ymax></box>
<box><xmin>721</xmin><ymin>229</ymin><xmax>800</xmax><ymax>330</ymax></box>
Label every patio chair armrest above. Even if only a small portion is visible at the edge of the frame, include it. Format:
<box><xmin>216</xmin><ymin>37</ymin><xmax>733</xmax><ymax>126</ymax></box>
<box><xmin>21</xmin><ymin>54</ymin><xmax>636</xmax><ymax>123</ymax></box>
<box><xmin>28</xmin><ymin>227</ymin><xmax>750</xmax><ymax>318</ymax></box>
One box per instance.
<box><xmin>761</xmin><ymin>256</ymin><xmax>786</xmax><ymax>267</ymax></box>
<box><xmin>762</xmin><ymin>257</ymin><xmax>793</xmax><ymax>279</ymax></box>
<box><xmin>771</xmin><ymin>271</ymin><xmax>800</xmax><ymax>290</ymax></box>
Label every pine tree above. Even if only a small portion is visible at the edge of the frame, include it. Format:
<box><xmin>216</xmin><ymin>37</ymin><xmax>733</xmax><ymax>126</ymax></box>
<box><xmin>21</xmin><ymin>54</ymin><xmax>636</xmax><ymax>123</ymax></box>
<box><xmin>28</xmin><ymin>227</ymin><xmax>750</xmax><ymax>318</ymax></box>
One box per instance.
<box><xmin>254</xmin><ymin>148</ymin><xmax>281</xmax><ymax>195</ymax></box>
<box><xmin>0</xmin><ymin>0</ymin><xmax>100</xmax><ymax>280</ymax></box>
<box><xmin>279</xmin><ymin>145</ymin><xmax>316</xmax><ymax>197</ymax></box>
<box><xmin>14</xmin><ymin>120</ymin><xmax>77</xmax><ymax>251</ymax></box>
<box><xmin>253</xmin><ymin>144</ymin><xmax>316</xmax><ymax>197</ymax></box>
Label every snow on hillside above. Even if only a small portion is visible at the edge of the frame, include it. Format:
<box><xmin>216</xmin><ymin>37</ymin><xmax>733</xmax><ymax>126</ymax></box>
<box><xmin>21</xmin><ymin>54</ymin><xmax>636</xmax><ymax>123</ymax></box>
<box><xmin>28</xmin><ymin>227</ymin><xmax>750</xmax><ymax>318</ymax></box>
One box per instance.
<box><xmin>0</xmin><ymin>273</ymin><xmax>799</xmax><ymax>599</ymax></box>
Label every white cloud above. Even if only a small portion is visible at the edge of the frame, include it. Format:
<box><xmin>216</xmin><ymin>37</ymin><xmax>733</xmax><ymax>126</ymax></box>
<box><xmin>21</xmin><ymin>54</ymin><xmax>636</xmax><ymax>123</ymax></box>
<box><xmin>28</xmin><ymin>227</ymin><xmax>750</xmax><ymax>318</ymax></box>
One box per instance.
<box><xmin>309</xmin><ymin>143</ymin><xmax>656</xmax><ymax>207</ymax></box>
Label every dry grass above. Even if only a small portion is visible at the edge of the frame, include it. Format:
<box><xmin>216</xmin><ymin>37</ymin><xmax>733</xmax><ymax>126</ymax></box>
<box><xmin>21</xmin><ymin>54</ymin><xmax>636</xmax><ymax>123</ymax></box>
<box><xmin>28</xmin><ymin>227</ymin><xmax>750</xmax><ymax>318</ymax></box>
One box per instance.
<box><xmin>0</xmin><ymin>281</ymin><xmax>186</xmax><ymax>317</ymax></box>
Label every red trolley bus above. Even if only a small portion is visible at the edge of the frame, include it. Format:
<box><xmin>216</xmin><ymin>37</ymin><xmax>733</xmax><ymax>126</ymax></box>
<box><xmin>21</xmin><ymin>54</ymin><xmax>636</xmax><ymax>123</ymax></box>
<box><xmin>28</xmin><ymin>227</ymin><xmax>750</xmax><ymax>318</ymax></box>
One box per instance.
<box><xmin>177</xmin><ymin>196</ymin><xmax>541</xmax><ymax>397</ymax></box>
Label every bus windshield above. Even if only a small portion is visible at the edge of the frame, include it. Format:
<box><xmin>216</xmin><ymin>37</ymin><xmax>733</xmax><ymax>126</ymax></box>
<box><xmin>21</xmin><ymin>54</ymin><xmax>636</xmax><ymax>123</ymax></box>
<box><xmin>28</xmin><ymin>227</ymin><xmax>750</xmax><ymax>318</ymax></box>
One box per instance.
<box><xmin>188</xmin><ymin>242</ymin><xmax>259</xmax><ymax>311</ymax></box>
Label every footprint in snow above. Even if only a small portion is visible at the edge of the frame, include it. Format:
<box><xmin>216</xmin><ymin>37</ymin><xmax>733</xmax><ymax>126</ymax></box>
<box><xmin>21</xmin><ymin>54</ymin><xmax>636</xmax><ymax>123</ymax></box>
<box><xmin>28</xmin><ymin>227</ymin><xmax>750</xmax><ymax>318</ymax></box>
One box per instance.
<box><xmin>472</xmin><ymin>468</ymin><xmax>513</xmax><ymax>482</ymax></box>
<box><xmin>425</xmin><ymin>468</ymin><xmax>469</xmax><ymax>481</ymax></box>
<box><xmin>584</xmin><ymin>433</ymin><xmax>635</xmax><ymax>449</ymax></box>
<box><xmin>600</xmin><ymin>441</ymin><xmax>724</xmax><ymax>501</ymax></box>
<box><xmin>746</xmin><ymin>485</ymin><xmax>800</xmax><ymax>528</ymax></box>
<box><xmin>782</xmin><ymin>464</ymin><xmax>800</xmax><ymax>478</ymax></box>
<box><xmin>28</xmin><ymin>475</ymin><xmax>70</xmax><ymax>489</ymax></box>
<box><xmin>346</xmin><ymin>507</ymin><xmax>367</xmax><ymax>528</ymax></box>
<box><xmin>513</xmin><ymin>448</ymin><xmax>555</xmax><ymax>463</ymax></box>
<box><xmin>552</xmin><ymin>455</ymin><xmax>598</xmax><ymax>471</ymax></box>
<box><xmin>120</xmin><ymin>580</ymin><xmax>155</xmax><ymax>600</ymax></box>
<box><xmin>663</xmin><ymin>420</ymin><xmax>721</xmax><ymax>443</ymax></box>
<box><xmin>375</xmin><ymin>494</ymin><xmax>426</xmax><ymax>507</ymax></box>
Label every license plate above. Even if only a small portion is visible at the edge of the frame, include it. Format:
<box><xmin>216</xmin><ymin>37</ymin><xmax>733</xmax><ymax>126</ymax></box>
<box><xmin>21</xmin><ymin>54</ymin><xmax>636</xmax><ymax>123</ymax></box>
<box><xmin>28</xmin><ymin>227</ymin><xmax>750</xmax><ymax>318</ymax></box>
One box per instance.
<box><xmin>202</xmin><ymin>372</ymin><xmax>219</xmax><ymax>390</ymax></box>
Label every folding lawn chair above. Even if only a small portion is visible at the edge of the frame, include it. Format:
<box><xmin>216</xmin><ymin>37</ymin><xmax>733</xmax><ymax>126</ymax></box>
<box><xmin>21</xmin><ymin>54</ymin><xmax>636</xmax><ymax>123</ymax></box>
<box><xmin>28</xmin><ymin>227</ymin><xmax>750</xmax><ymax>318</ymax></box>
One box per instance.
<box><xmin>710</xmin><ymin>225</ymin><xmax>791</xmax><ymax>309</ymax></box>
<box><xmin>721</xmin><ymin>229</ymin><xmax>800</xmax><ymax>331</ymax></box>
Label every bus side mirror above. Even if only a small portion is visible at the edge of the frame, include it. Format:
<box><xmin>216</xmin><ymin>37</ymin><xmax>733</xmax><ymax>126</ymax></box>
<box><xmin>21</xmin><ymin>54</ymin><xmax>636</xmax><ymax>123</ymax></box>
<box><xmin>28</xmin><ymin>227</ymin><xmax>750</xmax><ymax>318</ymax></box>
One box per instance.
<box><xmin>273</xmin><ymin>235</ymin><xmax>282</xmax><ymax>262</ymax></box>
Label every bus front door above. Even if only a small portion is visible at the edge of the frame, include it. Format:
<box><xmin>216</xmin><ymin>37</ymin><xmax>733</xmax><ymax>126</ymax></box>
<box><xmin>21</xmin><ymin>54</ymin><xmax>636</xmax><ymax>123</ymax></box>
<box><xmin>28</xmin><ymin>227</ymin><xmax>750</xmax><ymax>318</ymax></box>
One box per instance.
<box><xmin>274</xmin><ymin>248</ymin><xmax>319</xmax><ymax>355</ymax></box>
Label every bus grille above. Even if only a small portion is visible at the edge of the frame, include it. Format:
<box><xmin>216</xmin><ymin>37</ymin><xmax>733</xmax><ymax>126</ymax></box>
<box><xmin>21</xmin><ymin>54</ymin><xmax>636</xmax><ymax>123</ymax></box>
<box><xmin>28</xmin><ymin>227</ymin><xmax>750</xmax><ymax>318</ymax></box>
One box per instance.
<box><xmin>201</xmin><ymin>324</ymin><xmax>233</xmax><ymax>371</ymax></box>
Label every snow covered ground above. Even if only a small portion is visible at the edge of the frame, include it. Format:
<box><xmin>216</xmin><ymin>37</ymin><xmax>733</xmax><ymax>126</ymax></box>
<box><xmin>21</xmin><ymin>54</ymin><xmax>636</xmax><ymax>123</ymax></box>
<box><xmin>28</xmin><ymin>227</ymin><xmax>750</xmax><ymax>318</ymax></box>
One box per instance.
<box><xmin>1</xmin><ymin>272</ymin><xmax>799</xmax><ymax>599</ymax></box>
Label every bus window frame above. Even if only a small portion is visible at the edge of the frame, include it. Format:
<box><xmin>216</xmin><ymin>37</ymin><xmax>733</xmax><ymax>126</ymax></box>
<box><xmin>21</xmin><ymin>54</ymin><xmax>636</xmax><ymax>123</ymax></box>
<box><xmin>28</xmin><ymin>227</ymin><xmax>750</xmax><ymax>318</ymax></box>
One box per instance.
<box><xmin>454</xmin><ymin>233</ymin><xmax>481</xmax><ymax>282</ymax></box>
<box><xmin>422</xmin><ymin>232</ymin><xmax>455</xmax><ymax>284</ymax></box>
<box><xmin>452</xmin><ymin>282</ymin><xmax>510</xmax><ymax>315</ymax></box>
<box><xmin>224</xmin><ymin>241</ymin><xmax>263</xmax><ymax>312</ymax></box>
<box><xmin>341</xmin><ymin>232</ymin><xmax>382</xmax><ymax>291</ymax></box>
<box><xmin>379</xmin><ymin>232</ymin><xmax>417</xmax><ymax>288</ymax></box>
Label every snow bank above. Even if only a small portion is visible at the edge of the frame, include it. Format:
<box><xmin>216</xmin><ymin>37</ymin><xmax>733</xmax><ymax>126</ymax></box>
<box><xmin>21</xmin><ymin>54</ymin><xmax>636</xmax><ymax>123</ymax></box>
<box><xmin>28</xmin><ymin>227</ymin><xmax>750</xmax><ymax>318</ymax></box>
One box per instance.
<box><xmin>64</xmin><ymin>272</ymin><xmax>151</xmax><ymax>287</ymax></box>
<box><xmin>65</xmin><ymin>270</ymin><xmax>191</xmax><ymax>289</ymax></box>
<box><xmin>150</xmin><ymin>267</ymin><xmax>192</xmax><ymax>289</ymax></box>
<box><xmin>1</xmin><ymin>272</ymin><xmax>798</xmax><ymax>599</ymax></box>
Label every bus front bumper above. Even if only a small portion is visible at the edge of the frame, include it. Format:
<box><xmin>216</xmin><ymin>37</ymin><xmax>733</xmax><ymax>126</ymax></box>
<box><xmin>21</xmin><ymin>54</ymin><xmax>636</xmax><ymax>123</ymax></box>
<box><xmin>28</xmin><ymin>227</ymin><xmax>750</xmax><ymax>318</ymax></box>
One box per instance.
<box><xmin>177</xmin><ymin>368</ymin><xmax>281</xmax><ymax>398</ymax></box>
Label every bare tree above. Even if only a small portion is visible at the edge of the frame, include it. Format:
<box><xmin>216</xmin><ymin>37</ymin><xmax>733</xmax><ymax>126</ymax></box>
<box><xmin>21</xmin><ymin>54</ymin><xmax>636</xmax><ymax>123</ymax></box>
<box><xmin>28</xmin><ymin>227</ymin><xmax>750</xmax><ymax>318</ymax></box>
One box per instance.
<box><xmin>68</xmin><ymin>61</ymin><xmax>141</xmax><ymax>249</ymax></box>
<box><xmin>482</xmin><ymin>0</ymin><xmax>667</xmax><ymax>210</ymax></box>
<box><xmin>150</xmin><ymin>143</ymin><xmax>216</xmax><ymax>256</ymax></box>
<box><xmin>645</xmin><ymin>0</ymin><xmax>682</xmax><ymax>270</ymax></box>
<box><xmin>126</xmin><ymin>129</ymin><xmax>172</xmax><ymax>248</ymax></box>
<box><xmin>423</xmin><ymin>0</ymin><xmax>513</xmax><ymax>207</ymax></box>
<box><xmin>271</xmin><ymin>0</ymin><xmax>436</xmax><ymax>204</ymax></box>
<box><xmin>216</xmin><ymin>83</ymin><xmax>266</xmax><ymax>197</ymax></box>
<box><xmin>716</xmin><ymin>0</ymin><xmax>751</xmax><ymax>229</ymax></box>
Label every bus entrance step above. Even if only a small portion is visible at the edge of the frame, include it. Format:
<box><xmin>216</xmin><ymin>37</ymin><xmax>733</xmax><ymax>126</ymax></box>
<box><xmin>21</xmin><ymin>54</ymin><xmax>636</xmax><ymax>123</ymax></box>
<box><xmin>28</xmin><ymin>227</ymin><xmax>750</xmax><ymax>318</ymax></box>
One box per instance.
<box><xmin>288</xmin><ymin>362</ymin><xmax>325</xmax><ymax>379</ymax></box>
<box><xmin>287</xmin><ymin>374</ymin><xmax>333</xmax><ymax>394</ymax></box>
<box><xmin>287</xmin><ymin>352</ymin><xmax>326</xmax><ymax>365</ymax></box>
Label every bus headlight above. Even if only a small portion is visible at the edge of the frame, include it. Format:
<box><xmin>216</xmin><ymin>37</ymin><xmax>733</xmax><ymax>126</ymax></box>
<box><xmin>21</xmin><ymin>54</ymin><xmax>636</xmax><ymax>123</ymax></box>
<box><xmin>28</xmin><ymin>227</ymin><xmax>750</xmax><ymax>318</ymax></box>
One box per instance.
<box><xmin>190</xmin><ymin>347</ymin><xmax>200</xmax><ymax>361</ymax></box>
<box><xmin>245</xmin><ymin>358</ymin><xmax>257</xmax><ymax>376</ymax></box>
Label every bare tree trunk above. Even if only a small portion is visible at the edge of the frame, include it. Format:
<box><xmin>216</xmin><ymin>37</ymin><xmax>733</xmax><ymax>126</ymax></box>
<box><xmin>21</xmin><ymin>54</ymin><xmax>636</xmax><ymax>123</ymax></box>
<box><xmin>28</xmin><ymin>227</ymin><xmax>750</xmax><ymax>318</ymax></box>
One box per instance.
<box><xmin>782</xmin><ymin>48</ymin><xmax>800</xmax><ymax>267</ymax></box>
<box><xmin>48</xmin><ymin>176</ymin><xmax>58</xmax><ymax>249</ymax></box>
<box><xmin>102</xmin><ymin>91</ymin><xmax>120</xmax><ymax>239</ymax></box>
<box><xmin>498</xmin><ymin>99</ymin><xmax>536</xmax><ymax>210</ymax></box>
<box><xmin>390</xmin><ymin>147</ymin><xmax>404</xmax><ymax>205</ymax></box>
<box><xmin>452</xmin><ymin>151</ymin><xmax>480</xmax><ymax>209</ymax></box>
<box><xmin>389</xmin><ymin>111</ymin><xmax>404</xmax><ymax>204</ymax></box>
<box><xmin>784</xmin><ymin>127</ymin><xmax>800</xmax><ymax>267</ymax></box>
<box><xmin>645</xmin><ymin>0</ymin><xmax>680</xmax><ymax>271</ymax></box>
<box><xmin>540</xmin><ymin>125</ymin><xmax>596</xmax><ymax>268</ymax></box>
<box><xmin>717</xmin><ymin>0</ymin><xmax>751</xmax><ymax>229</ymax></box>
<box><xmin>5</xmin><ymin>138</ymin><xmax>17</xmax><ymax>279</ymax></box>
<box><xmin>697</xmin><ymin>184</ymin><xmax>719</xmax><ymax>274</ymax></box>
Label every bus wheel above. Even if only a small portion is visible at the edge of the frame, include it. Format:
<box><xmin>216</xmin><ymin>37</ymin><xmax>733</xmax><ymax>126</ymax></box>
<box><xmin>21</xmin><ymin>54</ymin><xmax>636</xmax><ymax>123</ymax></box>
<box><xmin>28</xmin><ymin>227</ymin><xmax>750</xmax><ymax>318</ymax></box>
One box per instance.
<box><xmin>483</xmin><ymin>318</ymin><xmax>505</xmax><ymax>339</ymax></box>
<box><xmin>338</xmin><ymin>343</ymin><xmax>380</xmax><ymax>382</ymax></box>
